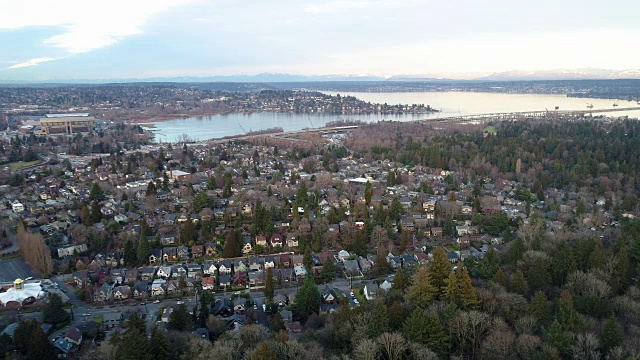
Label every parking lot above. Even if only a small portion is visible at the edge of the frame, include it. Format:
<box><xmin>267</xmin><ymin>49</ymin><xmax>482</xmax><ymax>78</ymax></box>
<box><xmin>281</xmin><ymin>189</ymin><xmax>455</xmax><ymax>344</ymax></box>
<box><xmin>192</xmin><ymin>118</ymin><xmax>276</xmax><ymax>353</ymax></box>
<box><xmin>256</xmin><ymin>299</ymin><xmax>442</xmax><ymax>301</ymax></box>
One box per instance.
<box><xmin>0</xmin><ymin>257</ymin><xmax>37</xmax><ymax>283</ymax></box>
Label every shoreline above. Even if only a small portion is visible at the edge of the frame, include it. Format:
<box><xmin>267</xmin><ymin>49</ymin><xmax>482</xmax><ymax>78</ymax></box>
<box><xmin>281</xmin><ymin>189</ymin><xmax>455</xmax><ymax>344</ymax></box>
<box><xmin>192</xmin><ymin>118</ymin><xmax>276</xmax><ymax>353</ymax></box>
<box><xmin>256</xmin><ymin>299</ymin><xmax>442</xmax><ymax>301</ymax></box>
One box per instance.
<box><xmin>125</xmin><ymin>109</ymin><xmax>440</xmax><ymax>125</ymax></box>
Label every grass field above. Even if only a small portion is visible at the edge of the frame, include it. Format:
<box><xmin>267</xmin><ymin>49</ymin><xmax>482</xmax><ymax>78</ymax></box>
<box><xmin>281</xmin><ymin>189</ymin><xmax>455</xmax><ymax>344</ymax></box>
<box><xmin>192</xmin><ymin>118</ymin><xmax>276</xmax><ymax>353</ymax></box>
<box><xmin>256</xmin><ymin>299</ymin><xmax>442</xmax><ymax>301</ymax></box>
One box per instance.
<box><xmin>8</xmin><ymin>160</ymin><xmax>41</xmax><ymax>171</ymax></box>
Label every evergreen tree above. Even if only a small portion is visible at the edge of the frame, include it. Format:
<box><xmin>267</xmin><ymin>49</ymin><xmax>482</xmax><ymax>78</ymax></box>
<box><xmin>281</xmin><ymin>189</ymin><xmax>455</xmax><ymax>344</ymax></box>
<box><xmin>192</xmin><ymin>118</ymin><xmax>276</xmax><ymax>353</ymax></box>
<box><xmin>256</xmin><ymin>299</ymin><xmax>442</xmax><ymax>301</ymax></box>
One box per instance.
<box><xmin>529</xmin><ymin>290</ymin><xmax>551</xmax><ymax>326</ymax></box>
<box><xmin>402</xmin><ymin>308</ymin><xmax>449</xmax><ymax>358</ymax></box>
<box><xmin>121</xmin><ymin>326</ymin><xmax>148</xmax><ymax>360</ymax></box>
<box><xmin>264</xmin><ymin>267</ymin><xmax>274</xmax><ymax>302</ymax></box>
<box><xmin>557</xmin><ymin>289</ymin><xmax>580</xmax><ymax>332</ymax></box>
<box><xmin>391</xmin><ymin>268</ymin><xmax>412</xmax><ymax>293</ymax></box>
<box><xmin>364</xmin><ymin>181</ymin><xmax>372</xmax><ymax>205</ymax></box>
<box><xmin>405</xmin><ymin>265</ymin><xmax>438</xmax><ymax>307</ymax></box>
<box><xmin>388</xmin><ymin>301</ymin><xmax>405</xmax><ymax>331</ymax></box>
<box><xmin>222</xmin><ymin>230</ymin><xmax>241</xmax><ymax>258</ymax></box>
<box><xmin>510</xmin><ymin>269</ymin><xmax>528</xmax><ymax>295</ymax></box>
<box><xmin>149</xmin><ymin>325</ymin><xmax>171</xmax><ymax>360</ymax></box>
<box><xmin>303</xmin><ymin>246</ymin><xmax>313</xmax><ymax>271</ymax></box>
<box><xmin>493</xmin><ymin>267</ymin><xmax>508</xmax><ymax>288</ymax></box>
<box><xmin>613</xmin><ymin>246</ymin><xmax>632</xmax><ymax>293</ymax></box>
<box><xmin>137</xmin><ymin>232</ymin><xmax>152</xmax><ymax>264</ymax></box>
<box><xmin>457</xmin><ymin>265</ymin><xmax>479</xmax><ymax>308</ymax></box>
<box><xmin>545</xmin><ymin>320</ymin><xmax>571</xmax><ymax>357</ymax></box>
<box><xmin>42</xmin><ymin>293</ymin><xmax>69</xmax><ymax>325</ymax></box>
<box><xmin>146</xmin><ymin>181</ymin><xmax>157</xmax><ymax>196</ymax></box>
<box><xmin>478</xmin><ymin>246</ymin><xmax>501</xmax><ymax>280</ymax></box>
<box><xmin>601</xmin><ymin>316</ymin><xmax>623</xmax><ymax>352</ymax></box>
<box><xmin>90</xmin><ymin>200</ymin><xmax>102</xmax><ymax>224</ymax></box>
<box><xmin>124</xmin><ymin>239</ymin><xmax>138</xmax><ymax>266</ymax></box>
<box><xmin>90</xmin><ymin>182</ymin><xmax>105</xmax><ymax>202</ymax></box>
<box><xmin>444</xmin><ymin>272</ymin><xmax>460</xmax><ymax>304</ymax></box>
<box><xmin>552</xmin><ymin>240</ymin><xmax>577</xmax><ymax>286</ymax></box>
<box><xmin>181</xmin><ymin>216</ymin><xmax>196</xmax><ymax>245</ymax></box>
<box><xmin>507</xmin><ymin>237</ymin><xmax>525</xmax><ymax>264</ymax></box>
<box><xmin>369</xmin><ymin>300</ymin><xmax>390</xmax><ymax>338</ymax></box>
<box><xmin>168</xmin><ymin>304</ymin><xmax>191</xmax><ymax>331</ymax></box>
<box><xmin>429</xmin><ymin>247</ymin><xmax>451</xmax><ymax>292</ymax></box>
<box><xmin>28</xmin><ymin>326</ymin><xmax>56</xmax><ymax>360</ymax></box>
<box><xmin>294</xmin><ymin>277</ymin><xmax>321</xmax><ymax>318</ymax></box>
<box><xmin>271</xmin><ymin>312</ymin><xmax>285</xmax><ymax>332</ymax></box>
<box><xmin>588</xmin><ymin>240</ymin><xmax>605</xmax><ymax>270</ymax></box>
<box><xmin>320</xmin><ymin>259</ymin><xmax>336</xmax><ymax>282</ymax></box>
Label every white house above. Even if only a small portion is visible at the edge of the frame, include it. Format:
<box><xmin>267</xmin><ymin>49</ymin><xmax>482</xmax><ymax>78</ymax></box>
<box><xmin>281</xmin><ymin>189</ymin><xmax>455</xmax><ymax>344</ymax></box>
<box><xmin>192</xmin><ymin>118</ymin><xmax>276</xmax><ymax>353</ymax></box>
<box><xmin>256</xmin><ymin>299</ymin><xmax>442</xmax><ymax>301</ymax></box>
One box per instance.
<box><xmin>11</xmin><ymin>201</ymin><xmax>24</xmax><ymax>213</ymax></box>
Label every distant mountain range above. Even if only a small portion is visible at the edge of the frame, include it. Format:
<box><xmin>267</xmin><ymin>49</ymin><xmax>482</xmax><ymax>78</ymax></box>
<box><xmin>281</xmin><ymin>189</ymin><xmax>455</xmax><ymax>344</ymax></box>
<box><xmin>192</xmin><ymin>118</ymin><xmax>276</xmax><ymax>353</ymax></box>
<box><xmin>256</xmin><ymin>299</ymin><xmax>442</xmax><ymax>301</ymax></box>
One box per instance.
<box><xmin>1</xmin><ymin>69</ymin><xmax>640</xmax><ymax>85</ymax></box>
<box><xmin>478</xmin><ymin>69</ymin><xmax>640</xmax><ymax>81</ymax></box>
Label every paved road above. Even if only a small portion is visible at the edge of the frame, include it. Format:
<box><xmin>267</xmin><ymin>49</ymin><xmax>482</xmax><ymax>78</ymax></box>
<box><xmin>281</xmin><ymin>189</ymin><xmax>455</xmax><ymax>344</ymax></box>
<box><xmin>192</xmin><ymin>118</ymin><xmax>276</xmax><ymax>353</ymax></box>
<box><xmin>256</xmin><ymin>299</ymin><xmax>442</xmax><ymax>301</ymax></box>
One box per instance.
<box><xmin>0</xmin><ymin>257</ymin><xmax>36</xmax><ymax>283</ymax></box>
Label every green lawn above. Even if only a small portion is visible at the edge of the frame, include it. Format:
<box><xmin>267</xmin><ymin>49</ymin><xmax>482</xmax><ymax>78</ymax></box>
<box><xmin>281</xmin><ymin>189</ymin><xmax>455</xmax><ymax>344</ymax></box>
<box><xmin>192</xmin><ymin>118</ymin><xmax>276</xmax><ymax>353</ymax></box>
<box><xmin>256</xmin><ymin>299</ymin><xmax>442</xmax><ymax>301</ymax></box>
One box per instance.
<box><xmin>8</xmin><ymin>160</ymin><xmax>41</xmax><ymax>171</ymax></box>
<box><xmin>483</xmin><ymin>126</ymin><xmax>497</xmax><ymax>135</ymax></box>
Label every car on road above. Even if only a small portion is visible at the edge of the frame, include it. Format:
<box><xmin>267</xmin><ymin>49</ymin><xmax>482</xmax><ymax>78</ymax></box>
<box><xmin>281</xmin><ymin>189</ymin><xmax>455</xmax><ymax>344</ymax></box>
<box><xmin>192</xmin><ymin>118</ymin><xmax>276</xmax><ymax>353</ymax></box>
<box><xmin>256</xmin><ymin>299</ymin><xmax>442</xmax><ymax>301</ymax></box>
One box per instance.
<box><xmin>153</xmin><ymin>299</ymin><xmax>160</xmax><ymax>304</ymax></box>
<box><xmin>82</xmin><ymin>313</ymin><xmax>91</xmax><ymax>316</ymax></box>
<box><xmin>177</xmin><ymin>301</ymin><xmax>184</xmax><ymax>305</ymax></box>
<box><xmin>234</xmin><ymin>291</ymin><xmax>241</xmax><ymax>295</ymax></box>
<box><xmin>253</xmin><ymin>304</ymin><xmax>258</xmax><ymax>310</ymax></box>
<box><xmin>262</xmin><ymin>304</ymin><xmax>266</xmax><ymax>312</ymax></box>
<box><xmin>140</xmin><ymin>302</ymin><xmax>146</xmax><ymax>306</ymax></box>
<box><xmin>176</xmin><ymin>298</ymin><xmax>181</xmax><ymax>302</ymax></box>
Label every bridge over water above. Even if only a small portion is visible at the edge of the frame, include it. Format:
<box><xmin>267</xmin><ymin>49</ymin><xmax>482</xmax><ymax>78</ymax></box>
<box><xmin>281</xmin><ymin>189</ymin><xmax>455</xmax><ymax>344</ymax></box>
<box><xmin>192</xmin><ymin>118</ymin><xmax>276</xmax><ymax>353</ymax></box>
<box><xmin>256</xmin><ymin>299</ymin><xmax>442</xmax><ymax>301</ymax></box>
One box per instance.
<box><xmin>418</xmin><ymin>106</ymin><xmax>640</xmax><ymax>123</ymax></box>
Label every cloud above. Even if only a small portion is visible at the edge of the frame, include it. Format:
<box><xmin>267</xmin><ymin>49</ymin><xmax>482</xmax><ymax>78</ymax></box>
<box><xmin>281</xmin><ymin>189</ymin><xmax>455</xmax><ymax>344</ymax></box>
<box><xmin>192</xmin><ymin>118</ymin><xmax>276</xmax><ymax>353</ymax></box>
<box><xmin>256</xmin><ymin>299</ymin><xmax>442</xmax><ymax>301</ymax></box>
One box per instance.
<box><xmin>8</xmin><ymin>57</ymin><xmax>56</xmax><ymax>69</ymax></box>
<box><xmin>0</xmin><ymin>0</ymin><xmax>200</xmax><ymax>54</ymax></box>
<box><xmin>304</xmin><ymin>0</ymin><xmax>386</xmax><ymax>13</ymax></box>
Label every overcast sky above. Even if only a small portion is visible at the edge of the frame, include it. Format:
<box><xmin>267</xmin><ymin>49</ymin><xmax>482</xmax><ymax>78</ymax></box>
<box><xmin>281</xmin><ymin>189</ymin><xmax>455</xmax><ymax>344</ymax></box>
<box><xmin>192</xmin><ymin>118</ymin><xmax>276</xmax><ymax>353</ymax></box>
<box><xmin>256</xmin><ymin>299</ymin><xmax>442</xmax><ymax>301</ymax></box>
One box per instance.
<box><xmin>1</xmin><ymin>0</ymin><xmax>639</xmax><ymax>80</ymax></box>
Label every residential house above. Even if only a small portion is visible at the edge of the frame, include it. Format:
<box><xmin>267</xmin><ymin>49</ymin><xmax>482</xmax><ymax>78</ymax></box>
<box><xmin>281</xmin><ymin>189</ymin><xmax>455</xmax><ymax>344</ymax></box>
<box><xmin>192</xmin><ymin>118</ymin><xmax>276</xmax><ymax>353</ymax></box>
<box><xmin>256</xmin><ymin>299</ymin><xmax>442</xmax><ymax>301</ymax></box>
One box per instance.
<box><xmin>255</xmin><ymin>235</ymin><xmax>268</xmax><ymax>247</ymax></box>
<box><xmin>172</xmin><ymin>265</ymin><xmax>187</xmax><ymax>279</ymax></box>
<box><xmin>110</xmin><ymin>268</ymin><xmax>125</xmax><ymax>284</ymax></box>
<box><xmin>233</xmin><ymin>298</ymin><xmax>246</xmax><ymax>314</ymax></box>
<box><xmin>264</xmin><ymin>256</ymin><xmax>275</xmax><ymax>269</ymax></box>
<box><xmin>94</xmin><ymin>283</ymin><xmax>113</xmax><ymax>302</ymax></box>
<box><xmin>242</xmin><ymin>238</ymin><xmax>253</xmax><ymax>254</ymax></box>
<box><xmin>218</xmin><ymin>274</ymin><xmax>232</xmax><ymax>290</ymax></box>
<box><xmin>278</xmin><ymin>254</ymin><xmax>290</xmax><ymax>267</ymax></box>
<box><xmin>274</xmin><ymin>294</ymin><xmax>287</xmax><ymax>308</ymax></box>
<box><xmin>177</xmin><ymin>245</ymin><xmax>190</xmax><ymax>261</ymax></box>
<box><xmin>124</xmin><ymin>269</ymin><xmax>138</xmax><ymax>284</ymax></box>
<box><xmin>234</xmin><ymin>259</ymin><xmax>248</xmax><ymax>273</ymax></box>
<box><xmin>234</xmin><ymin>271</ymin><xmax>248</xmax><ymax>287</ymax></box>
<box><xmin>157</xmin><ymin>266</ymin><xmax>172</xmax><ymax>279</ymax></box>
<box><xmin>364</xmin><ymin>282</ymin><xmax>379</xmax><ymax>300</ymax></box>
<box><xmin>270</xmin><ymin>234</ymin><xmax>284</xmax><ymax>248</ymax></box>
<box><xmin>248</xmin><ymin>256</ymin><xmax>262</xmax><ymax>272</ymax></box>
<box><xmin>149</xmin><ymin>249</ymin><xmax>162</xmax><ymax>264</ymax></box>
<box><xmin>151</xmin><ymin>279</ymin><xmax>166</xmax><ymax>297</ymax></box>
<box><xmin>133</xmin><ymin>282</ymin><xmax>148</xmax><ymax>299</ymax></box>
<box><xmin>113</xmin><ymin>285</ymin><xmax>132</xmax><ymax>300</ymax></box>
<box><xmin>203</xmin><ymin>261</ymin><xmax>217</xmax><ymax>275</ymax></box>
<box><xmin>103</xmin><ymin>312</ymin><xmax>124</xmax><ymax>329</ymax></box>
<box><xmin>322</xmin><ymin>286</ymin><xmax>338</xmax><ymax>304</ymax></box>
<box><xmin>286</xmin><ymin>234</ymin><xmax>299</xmax><ymax>248</ymax></box>
<box><xmin>204</xmin><ymin>242</ymin><xmax>218</xmax><ymax>257</ymax></box>
<box><xmin>161</xmin><ymin>308</ymin><xmax>174</xmax><ymax>322</ymax></box>
<box><xmin>64</xmin><ymin>327</ymin><xmax>83</xmax><ymax>346</ymax></box>
<box><xmin>140</xmin><ymin>267</ymin><xmax>156</xmax><ymax>281</ymax></box>
<box><xmin>163</xmin><ymin>247</ymin><xmax>177</xmax><ymax>262</ymax></box>
<box><xmin>202</xmin><ymin>276</ymin><xmax>216</xmax><ymax>291</ymax></box>
<box><xmin>290</xmin><ymin>254</ymin><xmax>304</xmax><ymax>268</ymax></box>
<box><xmin>218</xmin><ymin>260</ymin><xmax>232</xmax><ymax>274</ymax></box>
<box><xmin>187</xmin><ymin>264</ymin><xmax>203</xmax><ymax>279</ymax></box>
<box><xmin>192</xmin><ymin>245</ymin><xmax>204</xmax><ymax>258</ymax></box>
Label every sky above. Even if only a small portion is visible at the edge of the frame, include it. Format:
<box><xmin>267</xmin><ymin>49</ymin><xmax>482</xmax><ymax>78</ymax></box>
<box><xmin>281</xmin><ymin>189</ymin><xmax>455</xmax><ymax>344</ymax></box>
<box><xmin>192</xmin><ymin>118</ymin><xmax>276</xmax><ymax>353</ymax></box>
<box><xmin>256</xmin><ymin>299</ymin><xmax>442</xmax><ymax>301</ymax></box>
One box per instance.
<box><xmin>1</xmin><ymin>0</ymin><xmax>640</xmax><ymax>81</ymax></box>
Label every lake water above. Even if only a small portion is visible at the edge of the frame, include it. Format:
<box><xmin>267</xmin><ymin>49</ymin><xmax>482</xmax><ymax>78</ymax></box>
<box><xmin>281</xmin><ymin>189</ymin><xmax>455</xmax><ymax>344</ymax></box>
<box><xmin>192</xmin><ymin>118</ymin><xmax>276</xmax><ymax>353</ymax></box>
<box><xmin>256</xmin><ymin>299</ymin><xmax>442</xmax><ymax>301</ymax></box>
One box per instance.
<box><xmin>152</xmin><ymin>92</ymin><xmax>640</xmax><ymax>142</ymax></box>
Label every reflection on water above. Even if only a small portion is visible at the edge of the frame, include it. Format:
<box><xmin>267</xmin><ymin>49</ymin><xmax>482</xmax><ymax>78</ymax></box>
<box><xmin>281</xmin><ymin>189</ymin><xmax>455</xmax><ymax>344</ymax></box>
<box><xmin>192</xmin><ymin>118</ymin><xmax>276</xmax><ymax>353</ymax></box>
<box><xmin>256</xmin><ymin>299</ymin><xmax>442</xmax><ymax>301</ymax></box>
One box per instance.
<box><xmin>152</xmin><ymin>92</ymin><xmax>640</xmax><ymax>142</ymax></box>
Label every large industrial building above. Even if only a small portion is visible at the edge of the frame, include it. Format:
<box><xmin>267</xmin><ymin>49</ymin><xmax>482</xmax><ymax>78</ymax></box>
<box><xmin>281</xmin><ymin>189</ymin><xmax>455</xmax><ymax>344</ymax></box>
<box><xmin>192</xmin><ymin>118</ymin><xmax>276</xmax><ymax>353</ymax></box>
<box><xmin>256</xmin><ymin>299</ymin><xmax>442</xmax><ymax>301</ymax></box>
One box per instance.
<box><xmin>39</xmin><ymin>113</ymin><xmax>95</xmax><ymax>136</ymax></box>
